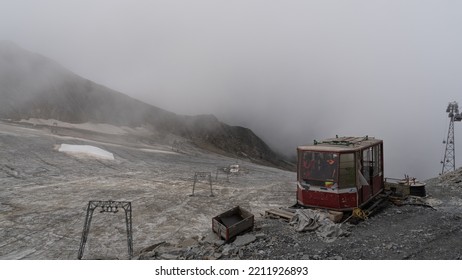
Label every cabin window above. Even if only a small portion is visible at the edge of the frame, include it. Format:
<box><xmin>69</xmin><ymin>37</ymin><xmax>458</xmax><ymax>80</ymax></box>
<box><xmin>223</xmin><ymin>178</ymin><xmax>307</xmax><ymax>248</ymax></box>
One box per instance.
<box><xmin>300</xmin><ymin>151</ymin><xmax>338</xmax><ymax>184</ymax></box>
<box><xmin>339</xmin><ymin>153</ymin><xmax>355</xmax><ymax>187</ymax></box>
<box><xmin>361</xmin><ymin>144</ymin><xmax>382</xmax><ymax>180</ymax></box>
<box><xmin>362</xmin><ymin>148</ymin><xmax>373</xmax><ymax>183</ymax></box>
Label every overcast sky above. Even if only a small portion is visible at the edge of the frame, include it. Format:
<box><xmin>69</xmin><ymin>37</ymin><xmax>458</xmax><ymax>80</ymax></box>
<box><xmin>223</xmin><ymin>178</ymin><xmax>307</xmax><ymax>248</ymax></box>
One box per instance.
<box><xmin>2</xmin><ymin>0</ymin><xmax>462</xmax><ymax>179</ymax></box>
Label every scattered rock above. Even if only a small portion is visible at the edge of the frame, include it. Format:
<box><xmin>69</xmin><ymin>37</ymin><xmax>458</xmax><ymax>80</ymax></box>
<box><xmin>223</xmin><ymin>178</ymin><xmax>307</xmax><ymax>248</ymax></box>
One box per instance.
<box><xmin>238</xmin><ymin>248</ymin><xmax>245</xmax><ymax>259</ymax></box>
<box><xmin>139</xmin><ymin>242</ymin><xmax>165</xmax><ymax>254</ymax></box>
<box><xmin>255</xmin><ymin>233</ymin><xmax>267</xmax><ymax>239</ymax></box>
<box><xmin>233</xmin><ymin>233</ymin><xmax>257</xmax><ymax>247</ymax></box>
<box><xmin>177</xmin><ymin>237</ymin><xmax>199</xmax><ymax>248</ymax></box>
<box><xmin>202</xmin><ymin>232</ymin><xmax>221</xmax><ymax>244</ymax></box>
<box><xmin>159</xmin><ymin>253</ymin><xmax>179</xmax><ymax>260</ymax></box>
<box><xmin>221</xmin><ymin>244</ymin><xmax>235</xmax><ymax>256</ymax></box>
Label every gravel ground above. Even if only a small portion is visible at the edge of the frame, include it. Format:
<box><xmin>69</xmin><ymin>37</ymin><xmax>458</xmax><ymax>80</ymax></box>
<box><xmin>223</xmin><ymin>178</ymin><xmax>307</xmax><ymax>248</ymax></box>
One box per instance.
<box><xmin>138</xmin><ymin>162</ymin><xmax>462</xmax><ymax>261</ymax></box>
<box><xmin>139</xmin><ymin>179</ymin><xmax>462</xmax><ymax>260</ymax></box>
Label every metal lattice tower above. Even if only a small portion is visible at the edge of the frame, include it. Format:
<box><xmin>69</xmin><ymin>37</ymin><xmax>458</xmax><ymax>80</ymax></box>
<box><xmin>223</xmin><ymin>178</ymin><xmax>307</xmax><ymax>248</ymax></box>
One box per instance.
<box><xmin>441</xmin><ymin>101</ymin><xmax>462</xmax><ymax>174</ymax></box>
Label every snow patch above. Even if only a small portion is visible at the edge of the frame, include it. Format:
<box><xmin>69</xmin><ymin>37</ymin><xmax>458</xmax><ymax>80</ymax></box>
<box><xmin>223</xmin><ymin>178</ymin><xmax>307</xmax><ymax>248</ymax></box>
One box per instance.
<box><xmin>58</xmin><ymin>144</ymin><xmax>114</xmax><ymax>160</ymax></box>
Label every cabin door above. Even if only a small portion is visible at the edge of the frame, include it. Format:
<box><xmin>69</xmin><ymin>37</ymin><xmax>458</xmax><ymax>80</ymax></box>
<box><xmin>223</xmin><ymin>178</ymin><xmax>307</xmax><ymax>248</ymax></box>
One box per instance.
<box><xmin>360</xmin><ymin>149</ymin><xmax>373</xmax><ymax>203</ymax></box>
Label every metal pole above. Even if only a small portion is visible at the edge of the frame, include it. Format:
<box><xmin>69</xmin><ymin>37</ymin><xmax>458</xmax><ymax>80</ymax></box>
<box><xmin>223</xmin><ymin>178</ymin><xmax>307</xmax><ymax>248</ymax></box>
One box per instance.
<box><xmin>192</xmin><ymin>174</ymin><xmax>197</xmax><ymax>196</ymax></box>
<box><xmin>209</xmin><ymin>173</ymin><xmax>214</xmax><ymax>197</ymax></box>
<box><xmin>78</xmin><ymin>202</ymin><xmax>95</xmax><ymax>260</ymax></box>
<box><xmin>124</xmin><ymin>202</ymin><xmax>133</xmax><ymax>260</ymax></box>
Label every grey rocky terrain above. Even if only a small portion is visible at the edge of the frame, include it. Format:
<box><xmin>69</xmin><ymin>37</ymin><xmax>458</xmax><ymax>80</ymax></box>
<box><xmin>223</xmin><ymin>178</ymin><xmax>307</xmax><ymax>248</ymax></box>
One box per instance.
<box><xmin>1</xmin><ymin>120</ymin><xmax>461</xmax><ymax>260</ymax></box>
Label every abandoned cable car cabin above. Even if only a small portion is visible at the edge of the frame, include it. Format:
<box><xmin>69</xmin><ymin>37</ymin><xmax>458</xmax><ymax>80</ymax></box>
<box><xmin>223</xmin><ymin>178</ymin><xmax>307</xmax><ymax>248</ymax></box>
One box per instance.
<box><xmin>297</xmin><ymin>136</ymin><xmax>384</xmax><ymax>211</ymax></box>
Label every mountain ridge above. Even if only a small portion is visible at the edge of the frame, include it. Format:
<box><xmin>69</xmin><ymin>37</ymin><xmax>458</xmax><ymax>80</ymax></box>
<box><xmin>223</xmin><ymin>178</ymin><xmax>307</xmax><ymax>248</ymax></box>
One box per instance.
<box><xmin>0</xmin><ymin>41</ymin><xmax>293</xmax><ymax>169</ymax></box>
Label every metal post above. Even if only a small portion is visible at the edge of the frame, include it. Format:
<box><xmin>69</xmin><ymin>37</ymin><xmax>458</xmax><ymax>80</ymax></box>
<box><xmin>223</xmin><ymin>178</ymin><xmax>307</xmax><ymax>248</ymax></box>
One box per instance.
<box><xmin>192</xmin><ymin>173</ymin><xmax>197</xmax><ymax>196</ymax></box>
<box><xmin>208</xmin><ymin>173</ymin><xmax>214</xmax><ymax>197</ymax></box>
<box><xmin>123</xmin><ymin>202</ymin><xmax>133</xmax><ymax>259</ymax></box>
<box><xmin>215</xmin><ymin>166</ymin><xmax>230</xmax><ymax>182</ymax></box>
<box><xmin>78</xmin><ymin>202</ymin><xmax>95</xmax><ymax>260</ymax></box>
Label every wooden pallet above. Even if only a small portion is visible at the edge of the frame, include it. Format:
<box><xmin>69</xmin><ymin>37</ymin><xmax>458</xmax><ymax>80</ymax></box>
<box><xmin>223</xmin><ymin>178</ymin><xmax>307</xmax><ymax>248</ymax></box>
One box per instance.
<box><xmin>265</xmin><ymin>208</ymin><xmax>295</xmax><ymax>220</ymax></box>
<box><xmin>265</xmin><ymin>208</ymin><xmax>344</xmax><ymax>223</ymax></box>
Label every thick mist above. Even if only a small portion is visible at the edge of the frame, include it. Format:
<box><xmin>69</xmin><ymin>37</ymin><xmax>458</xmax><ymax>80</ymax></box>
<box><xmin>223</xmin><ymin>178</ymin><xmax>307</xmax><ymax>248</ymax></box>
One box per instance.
<box><xmin>2</xmin><ymin>0</ymin><xmax>462</xmax><ymax>179</ymax></box>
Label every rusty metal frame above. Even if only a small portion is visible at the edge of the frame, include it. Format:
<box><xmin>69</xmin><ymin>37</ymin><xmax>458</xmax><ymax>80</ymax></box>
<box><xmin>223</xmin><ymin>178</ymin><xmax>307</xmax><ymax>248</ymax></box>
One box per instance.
<box><xmin>215</xmin><ymin>166</ymin><xmax>230</xmax><ymax>182</ymax></box>
<box><xmin>77</xmin><ymin>200</ymin><xmax>133</xmax><ymax>260</ymax></box>
<box><xmin>191</xmin><ymin>172</ymin><xmax>214</xmax><ymax>196</ymax></box>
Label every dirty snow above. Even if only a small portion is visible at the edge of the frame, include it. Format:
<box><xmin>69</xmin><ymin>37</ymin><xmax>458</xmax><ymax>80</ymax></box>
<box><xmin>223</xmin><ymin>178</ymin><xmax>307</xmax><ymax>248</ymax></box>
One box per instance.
<box><xmin>58</xmin><ymin>144</ymin><xmax>115</xmax><ymax>160</ymax></box>
<box><xmin>19</xmin><ymin>118</ymin><xmax>149</xmax><ymax>135</ymax></box>
<box><xmin>0</xmin><ymin>120</ymin><xmax>294</xmax><ymax>260</ymax></box>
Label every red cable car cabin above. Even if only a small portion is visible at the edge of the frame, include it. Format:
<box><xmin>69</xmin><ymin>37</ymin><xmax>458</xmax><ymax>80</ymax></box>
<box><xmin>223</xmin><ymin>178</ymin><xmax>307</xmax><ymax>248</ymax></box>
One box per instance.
<box><xmin>297</xmin><ymin>136</ymin><xmax>384</xmax><ymax>211</ymax></box>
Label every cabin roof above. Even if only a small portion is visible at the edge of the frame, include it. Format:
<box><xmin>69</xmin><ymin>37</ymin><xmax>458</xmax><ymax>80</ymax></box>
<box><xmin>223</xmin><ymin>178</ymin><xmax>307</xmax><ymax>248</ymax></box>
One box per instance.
<box><xmin>297</xmin><ymin>136</ymin><xmax>382</xmax><ymax>152</ymax></box>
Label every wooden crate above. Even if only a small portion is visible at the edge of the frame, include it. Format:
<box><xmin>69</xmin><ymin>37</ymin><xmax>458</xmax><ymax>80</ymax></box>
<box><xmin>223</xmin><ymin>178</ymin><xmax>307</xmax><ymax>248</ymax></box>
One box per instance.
<box><xmin>327</xmin><ymin>210</ymin><xmax>344</xmax><ymax>223</ymax></box>
<box><xmin>212</xmin><ymin>206</ymin><xmax>254</xmax><ymax>240</ymax></box>
<box><xmin>385</xmin><ymin>181</ymin><xmax>410</xmax><ymax>197</ymax></box>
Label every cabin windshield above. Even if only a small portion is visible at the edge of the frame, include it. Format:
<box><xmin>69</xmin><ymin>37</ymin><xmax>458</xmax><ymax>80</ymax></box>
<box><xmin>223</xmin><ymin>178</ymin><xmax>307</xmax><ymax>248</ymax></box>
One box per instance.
<box><xmin>300</xmin><ymin>151</ymin><xmax>338</xmax><ymax>185</ymax></box>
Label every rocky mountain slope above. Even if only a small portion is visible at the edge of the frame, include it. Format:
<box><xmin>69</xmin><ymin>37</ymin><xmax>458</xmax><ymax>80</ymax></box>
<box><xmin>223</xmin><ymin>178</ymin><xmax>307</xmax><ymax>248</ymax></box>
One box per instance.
<box><xmin>0</xmin><ymin>41</ymin><xmax>292</xmax><ymax>169</ymax></box>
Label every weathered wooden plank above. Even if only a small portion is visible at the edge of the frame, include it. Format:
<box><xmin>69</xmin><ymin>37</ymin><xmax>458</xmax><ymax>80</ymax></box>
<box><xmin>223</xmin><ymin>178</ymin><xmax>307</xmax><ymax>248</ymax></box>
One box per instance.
<box><xmin>265</xmin><ymin>208</ymin><xmax>295</xmax><ymax>220</ymax></box>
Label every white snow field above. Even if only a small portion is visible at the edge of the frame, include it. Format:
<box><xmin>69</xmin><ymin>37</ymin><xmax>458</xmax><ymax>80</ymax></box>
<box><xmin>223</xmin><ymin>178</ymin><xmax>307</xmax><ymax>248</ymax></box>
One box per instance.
<box><xmin>58</xmin><ymin>144</ymin><xmax>115</xmax><ymax>160</ymax></box>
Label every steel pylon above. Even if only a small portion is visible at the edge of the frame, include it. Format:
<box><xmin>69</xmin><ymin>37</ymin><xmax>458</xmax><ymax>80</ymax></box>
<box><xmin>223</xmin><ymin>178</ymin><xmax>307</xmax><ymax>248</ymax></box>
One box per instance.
<box><xmin>441</xmin><ymin>101</ymin><xmax>462</xmax><ymax>175</ymax></box>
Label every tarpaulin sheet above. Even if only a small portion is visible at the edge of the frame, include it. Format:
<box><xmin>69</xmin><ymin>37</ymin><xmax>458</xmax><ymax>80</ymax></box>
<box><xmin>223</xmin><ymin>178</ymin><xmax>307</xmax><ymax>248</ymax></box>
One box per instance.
<box><xmin>289</xmin><ymin>209</ymin><xmax>346</xmax><ymax>243</ymax></box>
